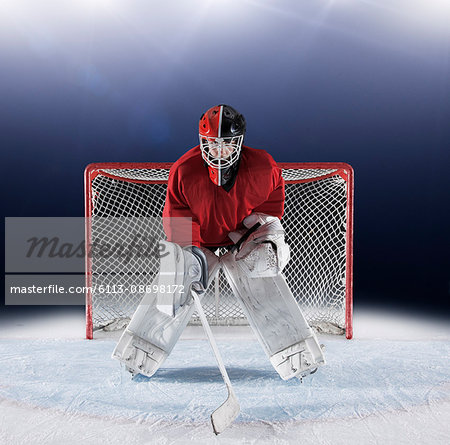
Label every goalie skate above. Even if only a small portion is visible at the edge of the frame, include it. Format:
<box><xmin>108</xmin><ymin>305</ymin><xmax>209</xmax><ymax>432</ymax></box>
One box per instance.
<box><xmin>220</xmin><ymin>247</ymin><xmax>325</xmax><ymax>380</ymax></box>
<box><xmin>112</xmin><ymin>241</ymin><xmax>219</xmax><ymax>377</ymax></box>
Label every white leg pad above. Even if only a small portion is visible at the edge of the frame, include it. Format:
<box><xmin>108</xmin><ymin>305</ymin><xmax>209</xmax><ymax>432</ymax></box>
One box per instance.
<box><xmin>112</xmin><ymin>242</ymin><xmax>220</xmax><ymax>377</ymax></box>
<box><xmin>221</xmin><ymin>250</ymin><xmax>325</xmax><ymax>380</ymax></box>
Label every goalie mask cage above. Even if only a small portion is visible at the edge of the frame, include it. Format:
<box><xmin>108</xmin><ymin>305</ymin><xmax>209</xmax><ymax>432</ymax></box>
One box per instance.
<box><xmin>85</xmin><ymin>162</ymin><xmax>353</xmax><ymax>339</ymax></box>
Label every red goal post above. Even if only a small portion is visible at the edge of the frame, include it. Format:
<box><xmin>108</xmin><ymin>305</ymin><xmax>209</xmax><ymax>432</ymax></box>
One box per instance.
<box><xmin>85</xmin><ymin>162</ymin><xmax>354</xmax><ymax>339</ymax></box>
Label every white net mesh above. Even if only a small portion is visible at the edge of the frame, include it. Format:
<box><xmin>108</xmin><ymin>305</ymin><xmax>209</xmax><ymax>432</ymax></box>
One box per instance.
<box><xmin>87</xmin><ymin>164</ymin><xmax>351</xmax><ymax>335</ymax></box>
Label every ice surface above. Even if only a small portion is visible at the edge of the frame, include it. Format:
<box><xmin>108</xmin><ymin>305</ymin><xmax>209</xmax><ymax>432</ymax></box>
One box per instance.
<box><xmin>0</xmin><ymin>307</ymin><xmax>449</xmax><ymax>444</ymax></box>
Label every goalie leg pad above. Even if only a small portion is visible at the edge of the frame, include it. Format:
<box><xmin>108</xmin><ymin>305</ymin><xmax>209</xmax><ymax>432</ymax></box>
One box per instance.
<box><xmin>220</xmin><ymin>250</ymin><xmax>325</xmax><ymax>380</ymax></box>
<box><xmin>112</xmin><ymin>242</ymin><xmax>218</xmax><ymax>377</ymax></box>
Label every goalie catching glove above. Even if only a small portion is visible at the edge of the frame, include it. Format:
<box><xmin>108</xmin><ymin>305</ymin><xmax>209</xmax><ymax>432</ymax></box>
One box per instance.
<box><xmin>228</xmin><ymin>213</ymin><xmax>290</xmax><ymax>277</ymax></box>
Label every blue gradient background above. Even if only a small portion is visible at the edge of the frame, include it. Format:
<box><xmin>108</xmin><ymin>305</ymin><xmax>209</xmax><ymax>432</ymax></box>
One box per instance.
<box><xmin>1</xmin><ymin>1</ymin><xmax>449</xmax><ymax>313</ymax></box>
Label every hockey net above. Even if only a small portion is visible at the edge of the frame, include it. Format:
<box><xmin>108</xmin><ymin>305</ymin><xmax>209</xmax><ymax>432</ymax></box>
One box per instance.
<box><xmin>85</xmin><ymin>162</ymin><xmax>353</xmax><ymax>339</ymax></box>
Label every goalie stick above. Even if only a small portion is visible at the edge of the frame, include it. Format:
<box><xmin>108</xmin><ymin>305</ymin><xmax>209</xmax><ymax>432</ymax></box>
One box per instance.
<box><xmin>191</xmin><ymin>288</ymin><xmax>240</xmax><ymax>435</ymax></box>
<box><xmin>191</xmin><ymin>222</ymin><xmax>260</xmax><ymax>434</ymax></box>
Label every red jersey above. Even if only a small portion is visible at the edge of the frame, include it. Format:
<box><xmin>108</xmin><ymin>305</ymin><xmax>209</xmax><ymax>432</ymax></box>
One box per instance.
<box><xmin>162</xmin><ymin>145</ymin><xmax>285</xmax><ymax>247</ymax></box>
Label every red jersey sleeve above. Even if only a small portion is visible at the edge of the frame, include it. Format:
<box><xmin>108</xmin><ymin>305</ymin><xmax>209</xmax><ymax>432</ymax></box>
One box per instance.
<box><xmin>252</xmin><ymin>158</ymin><xmax>285</xmax><ymax>219</ymax></box>
<box><xmin>162</xmin><ymin>166</ymin><xmax>201</xmax><ymax>246</ymax></box>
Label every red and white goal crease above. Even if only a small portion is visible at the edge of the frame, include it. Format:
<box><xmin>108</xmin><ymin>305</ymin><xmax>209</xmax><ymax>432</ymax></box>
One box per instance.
<box><xmin>85</xmin><ymin>162</ymin><xmax>354</xmax><ymax>339</ymax></box>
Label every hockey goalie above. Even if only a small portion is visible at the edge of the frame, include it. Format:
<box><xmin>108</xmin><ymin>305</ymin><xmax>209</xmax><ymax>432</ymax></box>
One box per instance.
<box><xmin>112</xmin><ymin>105</ymin><xmax>325</xmax><ymax>427</ymax></box>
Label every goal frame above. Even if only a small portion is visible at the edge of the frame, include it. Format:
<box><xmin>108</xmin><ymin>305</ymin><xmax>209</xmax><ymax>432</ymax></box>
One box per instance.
<box><xmin>85</xmin><ymin>162</ymin><xmax>354</xmax><ymax>340</ymax></box>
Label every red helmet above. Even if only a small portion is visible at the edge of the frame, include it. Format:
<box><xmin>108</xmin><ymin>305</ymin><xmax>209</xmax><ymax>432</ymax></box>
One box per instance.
<box><xmin>199</xmin><ymin>104</ymin><xmax>246</xmax><ymax>187</ymax></box>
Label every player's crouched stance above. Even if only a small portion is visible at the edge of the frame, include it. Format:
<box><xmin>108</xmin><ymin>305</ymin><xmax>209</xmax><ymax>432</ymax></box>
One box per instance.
<box><xmin>112</xmin><ymin>212</ymin><xmax>325</xmax><ymax>381</ymax></box>
<box><xmin>112</xmin><ymin>104</ymin><xmax>325</xmax><ymax>432</ymax></box>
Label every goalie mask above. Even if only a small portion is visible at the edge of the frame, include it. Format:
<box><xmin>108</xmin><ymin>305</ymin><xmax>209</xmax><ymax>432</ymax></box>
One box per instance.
<box><xmin>199</xmin><ymin>104</ymin><xmax>246</xmax><ymax>188</ymax></box>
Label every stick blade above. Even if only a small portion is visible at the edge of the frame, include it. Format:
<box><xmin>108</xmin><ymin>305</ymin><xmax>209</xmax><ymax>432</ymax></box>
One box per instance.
<box><xmin>211</xmin><ymin>389</ymin><xmax>240</xmax><ymax>435</ymax></box>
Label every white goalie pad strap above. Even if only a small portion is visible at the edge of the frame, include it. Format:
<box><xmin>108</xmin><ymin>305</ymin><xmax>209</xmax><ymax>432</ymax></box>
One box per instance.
<box><xmin>156</xmin><ymin>242</ymin><xmax>213</xmax><ymax>317</ymax></box>
<box><xmin>229</xmin><ymin>213</ymin><xmax>290</xmax><ymax>274</ymax></box>
<box><xmin>270</xmin><ymin>336</ymin><xmax>326</xmax><ymax>381</ymax></box>
<box><xmin>154</xmin><ymin>241</ymin><xmax>187</xmax><ymax>317</ymax></box>
<box><xmin>112</xmin><ymin>330</ymin><xmax>167</xmax><ymax>377</ymax></box>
